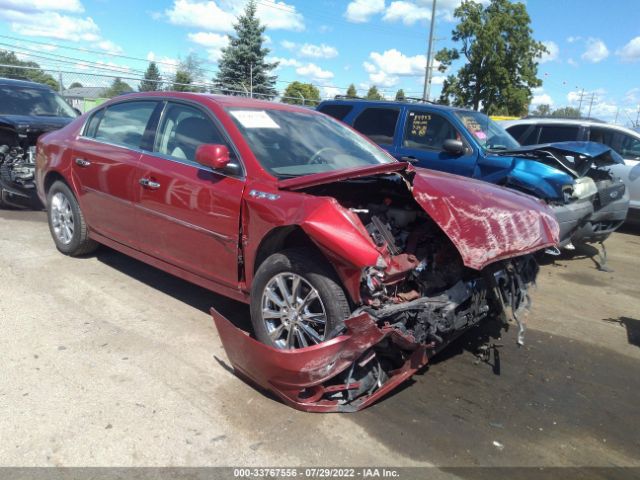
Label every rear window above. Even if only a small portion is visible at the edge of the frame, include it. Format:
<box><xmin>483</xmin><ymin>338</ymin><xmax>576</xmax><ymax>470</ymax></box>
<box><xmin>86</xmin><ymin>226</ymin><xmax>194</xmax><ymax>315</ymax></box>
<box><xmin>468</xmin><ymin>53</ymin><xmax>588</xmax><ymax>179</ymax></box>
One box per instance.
<box><xmin>353</xmin><ymin>107</ymin><xmax>400</xmax><ymax>146</ymax></box>
<box><xmin>506</xmin><ymin>124</ymin><xmax>529</xmax><ymax>143</ymax></box>
<box><xmin>318</xmin><ymin>104</ymin><xmax>353</xmax><ymax>121</ymax></box>
<box><xmin>538</xmin><ymin>126</ymin><xmax>580</xmax><ymax>144</ymax></box>
<box><xmin>93</xmin><ymin>101</ymin><xmax>157</xmax><ymax>148</ymax></box>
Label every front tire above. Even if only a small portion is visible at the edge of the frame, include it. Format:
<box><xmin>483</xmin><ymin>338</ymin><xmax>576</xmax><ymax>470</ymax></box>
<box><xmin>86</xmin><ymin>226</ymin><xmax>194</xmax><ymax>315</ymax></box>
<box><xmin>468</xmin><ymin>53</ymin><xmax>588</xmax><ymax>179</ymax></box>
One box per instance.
<box><xmin>47</xmin><ymin>181</ymin><xmax>98</xmax><ymax>256</ymax></box>
<box><xmin>250</xmin><ymin>248</ymin><xmax>351</xmax><ymax>350</ymax></box>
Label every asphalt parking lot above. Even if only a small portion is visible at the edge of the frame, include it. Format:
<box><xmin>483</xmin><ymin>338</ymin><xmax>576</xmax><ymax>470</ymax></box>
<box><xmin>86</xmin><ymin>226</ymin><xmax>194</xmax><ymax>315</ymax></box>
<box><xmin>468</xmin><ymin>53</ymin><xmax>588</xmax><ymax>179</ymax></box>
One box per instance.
<box><xmin>1</xmin><ymin>208</ymin><xmax>639</xmax><ymax>469</ymax></box>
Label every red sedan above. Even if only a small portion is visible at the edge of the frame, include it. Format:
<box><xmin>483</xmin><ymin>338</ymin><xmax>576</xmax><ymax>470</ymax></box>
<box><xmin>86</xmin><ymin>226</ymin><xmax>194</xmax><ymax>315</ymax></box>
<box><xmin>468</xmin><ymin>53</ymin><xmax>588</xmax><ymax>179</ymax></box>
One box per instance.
<box><xmin>36</xmin><ymin>92</ymin><xmax>559</xmax><ymax>412</ymax></box>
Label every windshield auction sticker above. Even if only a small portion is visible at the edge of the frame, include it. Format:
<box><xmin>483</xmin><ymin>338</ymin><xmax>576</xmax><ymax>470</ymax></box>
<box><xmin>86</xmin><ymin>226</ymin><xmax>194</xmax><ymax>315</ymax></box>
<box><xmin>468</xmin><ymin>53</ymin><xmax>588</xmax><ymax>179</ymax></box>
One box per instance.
<box><xmin>231</xmin><ymin>110</ymin><xmax>280</xmax><ymax>129</ymax></box>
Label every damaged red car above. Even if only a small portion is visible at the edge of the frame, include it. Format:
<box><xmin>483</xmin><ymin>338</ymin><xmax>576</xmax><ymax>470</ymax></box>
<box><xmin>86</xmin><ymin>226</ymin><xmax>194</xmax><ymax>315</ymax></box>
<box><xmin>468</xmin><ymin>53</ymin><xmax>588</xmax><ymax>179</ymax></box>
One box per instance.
<box><xmin>36</xmin><ymin>93</ymin><xmax>559</xmax><ymax>412</ymax></box>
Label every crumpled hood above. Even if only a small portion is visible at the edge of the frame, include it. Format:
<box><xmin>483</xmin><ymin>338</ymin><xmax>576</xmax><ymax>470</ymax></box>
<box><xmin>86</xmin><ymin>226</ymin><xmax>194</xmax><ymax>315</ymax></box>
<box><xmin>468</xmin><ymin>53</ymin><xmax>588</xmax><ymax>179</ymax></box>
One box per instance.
<box><xmin>497</xmin><ymin>141</ymin><xmax>624</xmax><ymax>178</ymax></box>
<box><xmin>0</xmin><ymin>114</ymin><xmax>74</xmax><ymax>147</ymax></box>
<box><xmin>410</xmin><ymin>167</ymin><xmax>559</xmax><ymax>270</ymax></box>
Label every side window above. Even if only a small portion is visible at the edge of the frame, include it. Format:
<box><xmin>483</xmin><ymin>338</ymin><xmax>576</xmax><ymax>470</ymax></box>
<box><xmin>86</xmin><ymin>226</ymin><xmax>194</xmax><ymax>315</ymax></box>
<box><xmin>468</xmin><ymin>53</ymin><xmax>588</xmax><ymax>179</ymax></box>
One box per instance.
<box><xmin>506</xmin><ymin>124</ymin><xmax>530</xmax><ymax>143</ymax></box>
<box><xmin>155</xmin><ymin>103</ymin><xmax>227</xmax><ymax>163</ymax></box>
<box><xmin>94</xmin><ymin>101</ymin><xmax>157</xmax><ymax>148</ymax></box>
<box><xmin>619</xmin><ymin>133</ymin><xmax>640</xmax><ymax>159</ymax></box>
<box><xmin>589</xmin><ymin>127</ymin><xmax>616</xmax><ymax>148</ymax></box>
<box><xmin>403</xmin><ymin>110</ymin><xmax>458</xmax><ymax>150</ymax></box>
<box><xmin>318</xmin><ymin>104</ymin><xmax>353</xmax><ymax>121</ymax></box>
<box><xmin>353</xmin><ymin>107</ymin><xmax>400</xmax><ymax>146</ymax></box>
<box><xmin>83</xmin><ymin>108</ymin><xmax>104</xmax><ymax>138</ymax></box>
<box><xmin>538</xmin><ymin>125</ymin><xmax>580</xmax><ymax>144</ymax></box>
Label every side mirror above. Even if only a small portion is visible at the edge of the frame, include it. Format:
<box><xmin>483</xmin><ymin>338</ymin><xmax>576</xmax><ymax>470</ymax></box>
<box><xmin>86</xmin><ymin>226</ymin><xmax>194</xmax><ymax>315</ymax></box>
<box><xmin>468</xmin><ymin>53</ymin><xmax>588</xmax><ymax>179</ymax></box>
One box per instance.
<box><xmin>196</xmin><ymin>144</ymin><xmax>230</xmax><ymax>170</ymax></box>
<box><xmin>443</xmin><ymin>139</ymin><xmax>465</xmax><ymax>155</ymax></box>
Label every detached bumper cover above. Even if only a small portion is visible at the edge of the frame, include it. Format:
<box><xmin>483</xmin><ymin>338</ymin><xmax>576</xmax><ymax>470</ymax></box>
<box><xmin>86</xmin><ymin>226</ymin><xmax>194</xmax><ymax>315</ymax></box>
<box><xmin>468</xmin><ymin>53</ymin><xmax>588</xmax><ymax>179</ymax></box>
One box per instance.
<box><xmin>211</xmin><ymin>307</ymin><xmax>427</xmax><ymax>413</ymax></box>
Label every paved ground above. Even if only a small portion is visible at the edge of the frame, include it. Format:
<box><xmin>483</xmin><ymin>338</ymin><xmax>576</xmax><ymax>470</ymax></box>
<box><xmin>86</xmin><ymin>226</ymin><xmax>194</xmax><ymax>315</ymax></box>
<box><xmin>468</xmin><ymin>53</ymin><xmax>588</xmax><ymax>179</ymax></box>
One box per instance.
<box><xmin>1</xmin><ymin>208</ymin><xmax>639</xmax><ymax>469</ymax></box>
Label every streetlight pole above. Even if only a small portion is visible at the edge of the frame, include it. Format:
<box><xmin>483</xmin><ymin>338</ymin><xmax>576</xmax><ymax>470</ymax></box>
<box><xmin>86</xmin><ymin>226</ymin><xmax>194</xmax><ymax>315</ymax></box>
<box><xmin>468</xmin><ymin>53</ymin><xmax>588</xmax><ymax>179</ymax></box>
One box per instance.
<box><xmin>250</xmin><ymin>63</ymin><xmax>253</xmax><ymax>99</ymax></box>
<box><xmin>422</xmin><ymin>0</ymin><xmax>437</xmax><ymax>101</ymax></box>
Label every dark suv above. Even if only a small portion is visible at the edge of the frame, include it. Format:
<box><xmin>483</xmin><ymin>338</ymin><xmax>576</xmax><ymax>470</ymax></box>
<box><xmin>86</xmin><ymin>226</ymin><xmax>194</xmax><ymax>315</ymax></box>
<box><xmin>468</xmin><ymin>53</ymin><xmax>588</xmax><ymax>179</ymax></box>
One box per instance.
<box><xmin>0</xmin><ymin>77</ymin><xmax>78</xmax><ymax>208</ymax></box>
<box><xmin>318</xmin><ymin>99</ymin><xmax>629</xmax><ymax>247</ymax></box>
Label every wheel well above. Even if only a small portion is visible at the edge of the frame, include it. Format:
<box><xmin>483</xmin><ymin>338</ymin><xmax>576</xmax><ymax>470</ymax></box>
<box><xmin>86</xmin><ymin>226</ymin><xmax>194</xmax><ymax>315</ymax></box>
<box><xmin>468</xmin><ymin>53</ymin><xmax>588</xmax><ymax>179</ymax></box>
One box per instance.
<box><xmin>253</xmin><ymin>226</ymin><xmax>324</xmax><ymax>274</ymax></box>
<box><xmin>44</xmin><ymin>171</ymin><xmax>67</xmax><ymax>194</ymax></box>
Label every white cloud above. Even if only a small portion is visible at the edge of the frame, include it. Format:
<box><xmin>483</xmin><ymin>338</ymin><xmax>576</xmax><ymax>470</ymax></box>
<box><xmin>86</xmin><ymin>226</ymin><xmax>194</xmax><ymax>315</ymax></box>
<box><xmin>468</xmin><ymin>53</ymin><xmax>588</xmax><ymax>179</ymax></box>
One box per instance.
<box><xmin>188</xmin><ymin>31</ymin><xmax>228</xmax><ymax>61</ymax></box>
<box><xmin>0</xmin><ymin>3</ymin><xmax>122</xmax><ymax>54</ymax></box>
<box><xmin>383</xmin><ymin>1</ymin><xmax>430</xmax><ymax>25</ymax></box>
<box><xmin>531</xmin><ymin>93</ymin><xmax>554</xmax><ymax>106</ymax></box>
<box><xmin>567</xmin><ymin>58</ymin><xmax>578</xmax><ymax>67</ymax></box>
<box><xmin>320</xmin><ymin>84</ymin><xmax>341</xmax><ymax>99</ymax></box>
<box><xmin>567</xmin><ymin>36</ymin><xmax>581</xmax><ymax>44</ymax></box>
<box><xmin>616</xmin><ymin>36</ymin><xmax>640</xmax><ymax>62</ymax></box>
<box><xmin>296</xmin><ymin>63</ymin><xmax>334</xmax><ymax>81</ymax></box>
<box><xmin>0</xmin><ymin>0</ymin><xmax>83</xmax><ymax>13</ymax></box>
<box><xmin>344</xmin><ymin>0</ymin><xmax>385</xmax><ymax>23</ymax></box>
<box><xmin>281</xmin><ymin>40</ymin><xmax>338</xmax><ymax>59</ymax></box>
<box><xmin>581</xmin><ymin>38</ymin><xmax>609</xmax><ymax>63</ymax></box>
<box><xmin>363</xmin><ymin>49</ymin><xmax>429</xmax><ymax>88</ymax></box>
<box><xmin>538</xmin><ymin>41</ymin><xmax>559</xmax><ymax>64</ymax></box>
<box><xmin>165</xmin><ymin>0</ymin><xmax>303</xmax><ymax>32</ymax></box>
<box><xmin>268</xmin><ymin>56</ymin><xmax>301</xmax><ymax>69</ymax></box>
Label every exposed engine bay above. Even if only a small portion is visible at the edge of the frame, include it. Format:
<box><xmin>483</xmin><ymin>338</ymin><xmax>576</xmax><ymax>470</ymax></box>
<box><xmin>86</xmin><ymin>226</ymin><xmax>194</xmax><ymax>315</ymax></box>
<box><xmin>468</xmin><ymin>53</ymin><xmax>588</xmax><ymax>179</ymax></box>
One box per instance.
<box><xmin>291</xmin><ymin>175</ymin><xmax>539</xmax><ymax>407</ymax></box>
<box><xmin>0</xmin><ymin>144</ymin><xmax>37</xmax><ymax>202</ymax></box>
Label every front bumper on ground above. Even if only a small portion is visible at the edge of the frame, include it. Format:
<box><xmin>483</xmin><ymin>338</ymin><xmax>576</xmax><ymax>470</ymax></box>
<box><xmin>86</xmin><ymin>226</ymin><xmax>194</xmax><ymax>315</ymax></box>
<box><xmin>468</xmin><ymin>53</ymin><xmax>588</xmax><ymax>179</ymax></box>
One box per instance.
<box><xmin>550</xmin><ymin>200</ymin><xmax>593</xmax><ymax>247</ymax></box>
<box><xmin>211</xmin><ymin>307</ymin><xmax>429</xmax><ymax>413</ymax></box>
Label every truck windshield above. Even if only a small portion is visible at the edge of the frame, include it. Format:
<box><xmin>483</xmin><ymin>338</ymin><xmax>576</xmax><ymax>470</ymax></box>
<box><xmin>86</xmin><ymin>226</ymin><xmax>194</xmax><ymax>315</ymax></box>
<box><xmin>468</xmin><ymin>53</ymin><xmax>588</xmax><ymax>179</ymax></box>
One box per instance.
<box><xmin>228</xmin><ymin>108</ymin><xmax>395</xmax><ymax>177</ymax></box>
<box><xmin>455</xmin><ymin>111</ymin><xmax>519</xmax><ymax>151</ymax></box>
<box><xmin>0</xmin><ymin>85</ymin><xmax>77</xmax><ymax>118</ymax></box>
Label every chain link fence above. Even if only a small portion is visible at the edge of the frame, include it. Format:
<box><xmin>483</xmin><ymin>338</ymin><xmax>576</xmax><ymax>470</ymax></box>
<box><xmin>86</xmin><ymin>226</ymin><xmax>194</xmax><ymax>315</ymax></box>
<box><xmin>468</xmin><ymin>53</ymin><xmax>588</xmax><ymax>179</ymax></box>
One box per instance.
<box><xmin>1</xmin><ymin>63</ymin><xmax>323</xmax><ymax>113</ymax></box>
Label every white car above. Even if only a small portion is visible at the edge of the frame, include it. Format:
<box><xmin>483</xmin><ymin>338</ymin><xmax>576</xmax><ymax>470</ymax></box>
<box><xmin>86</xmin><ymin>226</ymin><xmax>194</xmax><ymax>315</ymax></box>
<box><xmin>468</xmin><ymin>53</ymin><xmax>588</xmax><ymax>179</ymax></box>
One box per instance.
<box><xmin>501</xmin><ymin>118</ymin><xmax>640</xmax><ymax>221</ymax></box>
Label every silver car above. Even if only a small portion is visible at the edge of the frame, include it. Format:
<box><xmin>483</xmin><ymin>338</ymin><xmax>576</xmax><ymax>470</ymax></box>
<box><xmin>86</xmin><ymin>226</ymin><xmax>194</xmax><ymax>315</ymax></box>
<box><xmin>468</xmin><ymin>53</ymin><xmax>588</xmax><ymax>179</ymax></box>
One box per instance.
<box><xmin>501</xmin><ymin>118</ymin><xmax>640</xmax><ymax>222</ymax></box>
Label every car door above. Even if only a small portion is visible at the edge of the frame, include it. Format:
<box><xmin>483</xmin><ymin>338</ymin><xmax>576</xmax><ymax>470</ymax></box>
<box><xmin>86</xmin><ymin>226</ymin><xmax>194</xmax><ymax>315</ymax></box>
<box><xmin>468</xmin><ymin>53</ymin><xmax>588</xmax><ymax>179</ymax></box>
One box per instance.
<box><xmin>600</xmin><ymin>128</ymin><xmax>640</xmax><ymax>211</ymax></box>
<box><xmin>396</xmin><ymin>109</ymin><xmax>476</xmax><ymax>177</ymax></box>
<box><xmin>134</xmin><ymin>101</ymin><xmax>245</xmax><ymax>288</ymax></box>
<box><xmin>71</xmin><ymin>100</ymin><xmax>160</xmax><ymax>247</ymax></box>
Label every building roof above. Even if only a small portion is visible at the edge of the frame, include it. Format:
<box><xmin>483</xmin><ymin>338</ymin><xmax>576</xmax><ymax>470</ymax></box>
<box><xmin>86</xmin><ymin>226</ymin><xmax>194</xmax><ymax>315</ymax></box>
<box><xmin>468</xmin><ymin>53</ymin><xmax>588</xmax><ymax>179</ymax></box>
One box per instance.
<box><xmin>62</xmin><ymin>86</ymin><xmax>108</xmax><ymax>99</ymax></box>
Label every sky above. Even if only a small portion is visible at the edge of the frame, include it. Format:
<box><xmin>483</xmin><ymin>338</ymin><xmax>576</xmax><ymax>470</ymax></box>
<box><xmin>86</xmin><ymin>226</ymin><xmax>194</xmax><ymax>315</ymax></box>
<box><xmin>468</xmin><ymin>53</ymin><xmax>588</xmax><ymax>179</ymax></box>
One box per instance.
<box><xmin>0</xmin><ymin>0</ymin><xmax>639</xmax><ymax>125</ymax></box>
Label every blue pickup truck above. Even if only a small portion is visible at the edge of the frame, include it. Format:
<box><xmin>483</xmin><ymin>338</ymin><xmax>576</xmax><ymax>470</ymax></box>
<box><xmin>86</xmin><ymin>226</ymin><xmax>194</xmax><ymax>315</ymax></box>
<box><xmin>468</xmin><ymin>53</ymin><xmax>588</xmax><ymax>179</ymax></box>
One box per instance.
<box><xmin>317</xmin><ymin>99</ymin><xmax>629</xmax><ymax>248</ymax></box>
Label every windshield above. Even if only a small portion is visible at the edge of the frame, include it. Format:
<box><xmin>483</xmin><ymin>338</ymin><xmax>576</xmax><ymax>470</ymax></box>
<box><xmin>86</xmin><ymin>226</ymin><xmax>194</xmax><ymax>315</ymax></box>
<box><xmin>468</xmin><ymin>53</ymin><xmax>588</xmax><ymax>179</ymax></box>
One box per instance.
<box><xmin>0</xmin><ymin>86</ymin><xmax>77</xmax><ymax>118</ymax></box>
<box><xmin>455</xmin><ymin>111</ymin><xmax>519</xmax><ymax>151</ymax></box>
<box><xmin>227</xmin><ymin>108</ymin><xmax>394</xmax><ymax>177</ymax></box>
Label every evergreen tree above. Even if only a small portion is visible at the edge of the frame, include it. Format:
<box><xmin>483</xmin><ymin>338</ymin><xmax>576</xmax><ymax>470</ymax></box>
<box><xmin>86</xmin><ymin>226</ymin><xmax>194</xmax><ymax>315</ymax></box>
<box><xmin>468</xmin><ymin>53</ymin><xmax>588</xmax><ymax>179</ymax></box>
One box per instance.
<box><xmin>215</xmin><ymin>0</ymin><xmax>278</xmax><ymax>97</ymax></box>
<box><xmin>395</xmin><ymin>89</ymin><xmax>406</xmax><ymax>101</ymax></box>
<box><xmin>172</xmin><ymin>70</ymin><xmax>194</xmax><ymax>92</ymax></box>
<box><xmin>104</xmin><ymin>77</ymin><xmax>133</xmax><ymax>97</ymax></box>
<box><xmin>282</xmin><ymin>81</ymin><xmax>321</xmax><ymax>105</ymax></box>
<box><xmin>139</xmin><ymin>61</ymin><xmax>162</xmax><ymax>91</ymax></box>
<box><xmin>346</xmin><ymin>84</ymin><xmax>358</xmax><ymax>98</ymax></box>
<box><xmin>365</xmin><ymin>85</ymin><xmax>383</xmax><ymax>100</ymax></box>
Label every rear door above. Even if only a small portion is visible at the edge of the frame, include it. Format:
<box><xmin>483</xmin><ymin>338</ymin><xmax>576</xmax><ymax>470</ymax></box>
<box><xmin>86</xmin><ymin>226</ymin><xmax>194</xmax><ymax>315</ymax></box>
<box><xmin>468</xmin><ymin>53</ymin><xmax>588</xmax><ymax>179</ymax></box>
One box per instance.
<box><xmin>71</xmin><ymin>100</ymin><xmax>159</xmax><ymax>247</ymax></box>
<box><xmin>134</xmin><ymin>101</ymin><xmax>245</xmax><ymax>288</ymax></box>
<box><xmin>396</xmin><ymin>109</ymin><xmax>476</xmax><ymax>177</ymax></box>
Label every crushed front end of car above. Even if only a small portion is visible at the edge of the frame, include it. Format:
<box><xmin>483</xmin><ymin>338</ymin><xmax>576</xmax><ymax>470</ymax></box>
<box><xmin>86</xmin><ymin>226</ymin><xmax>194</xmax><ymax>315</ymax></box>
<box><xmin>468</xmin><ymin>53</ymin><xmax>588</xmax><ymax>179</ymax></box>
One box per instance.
<box><xmin>213</xmin><ymin>163</ymin><xmax>559</xmax><ymax>412</ymax></box>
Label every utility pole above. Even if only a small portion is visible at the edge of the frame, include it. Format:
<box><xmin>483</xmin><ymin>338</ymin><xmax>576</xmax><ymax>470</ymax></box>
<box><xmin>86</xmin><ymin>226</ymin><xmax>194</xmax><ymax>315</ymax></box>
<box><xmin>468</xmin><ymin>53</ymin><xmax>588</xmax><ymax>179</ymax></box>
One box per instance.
<box><xmin>249</xmin><ymin>63</ymin><xmax>253</xmax><ymax>98</ymax></box>
<box><xmin>587</xmin><ymin>93</ymin><xmax>596</xmax><ymax>118</ymax></box>
<box><xmin>576</xmin><ymin>88</ymin><xmax>586</xmax><ymax>115</ymax></box>
<box><xmin>422</xmin><ymin>0</ymin><xmax>437</xmax><ymax>101</ymax></box>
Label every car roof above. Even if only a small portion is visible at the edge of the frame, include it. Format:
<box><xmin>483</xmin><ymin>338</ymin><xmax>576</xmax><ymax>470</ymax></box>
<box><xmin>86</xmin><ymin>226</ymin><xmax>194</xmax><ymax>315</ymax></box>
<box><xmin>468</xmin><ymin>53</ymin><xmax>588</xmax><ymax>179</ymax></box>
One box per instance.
<box><xmin>501</xmin><ymin>117</ymin><xmax>640</xmax><ymax>137</ymax></box>
<box><xmin>318</xmin><ymin>98</ymin><xmax>475</xmax><ymax>114</ymax></box>
<box><xmin>0</xmin><ymin>77</ymin><xmax>52</xmax><ymax>90</ymax></box>
<box><xmin>105</xmin><ymin>91</ymin><xmax>317</xmax><ymax>115</ymax></box>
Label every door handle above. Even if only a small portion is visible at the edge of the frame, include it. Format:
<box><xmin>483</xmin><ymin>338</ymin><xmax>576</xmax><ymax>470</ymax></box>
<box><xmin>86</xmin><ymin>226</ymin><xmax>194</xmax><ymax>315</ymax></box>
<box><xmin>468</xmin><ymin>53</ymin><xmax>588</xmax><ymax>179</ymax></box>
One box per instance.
<box><xmin>139</xmin><ymin>178</ymin><xmax>161</xmax><ymax>189</ymax></box>
<box><xmin>74</xmin><ymin>158</ymin><xmax>91</xmax><ymax>167</ymax></box>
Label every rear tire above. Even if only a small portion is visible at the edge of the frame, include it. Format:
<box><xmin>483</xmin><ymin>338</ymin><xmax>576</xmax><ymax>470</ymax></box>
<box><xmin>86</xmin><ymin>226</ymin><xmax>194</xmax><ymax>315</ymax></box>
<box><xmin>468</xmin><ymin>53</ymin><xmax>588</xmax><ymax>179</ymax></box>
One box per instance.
<box><xmin>250</xmin><ymin>248</ymin><xmax>351</xmax><ymax>350</ymax></box>
<box><xmin>47</xmin><ymin>181</ymin><xmax>98</xmax><ymax>256</ymax></box>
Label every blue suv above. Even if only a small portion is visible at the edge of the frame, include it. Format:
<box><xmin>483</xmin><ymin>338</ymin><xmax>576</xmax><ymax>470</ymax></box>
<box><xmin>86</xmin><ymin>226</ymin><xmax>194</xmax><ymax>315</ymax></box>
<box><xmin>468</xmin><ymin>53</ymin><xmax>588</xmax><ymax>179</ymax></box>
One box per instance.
<box><xmin>317</xmin><ymin>99</ymin><xmax>629</xmax><ymax>247</ymax></box>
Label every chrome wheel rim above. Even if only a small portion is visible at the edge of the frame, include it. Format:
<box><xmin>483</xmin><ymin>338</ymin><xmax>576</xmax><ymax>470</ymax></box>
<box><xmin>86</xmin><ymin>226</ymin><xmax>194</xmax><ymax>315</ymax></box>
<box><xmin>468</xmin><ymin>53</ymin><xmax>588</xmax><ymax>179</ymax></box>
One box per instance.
<box><xmin>50</xmin><ymin>192</ymin><xmax>75</xmax><ymax>245</ymax></box>
<box><xmin>261</xmin><ymin>272</ymin><xmax>327</xmax><ymax>349</ymax></box>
